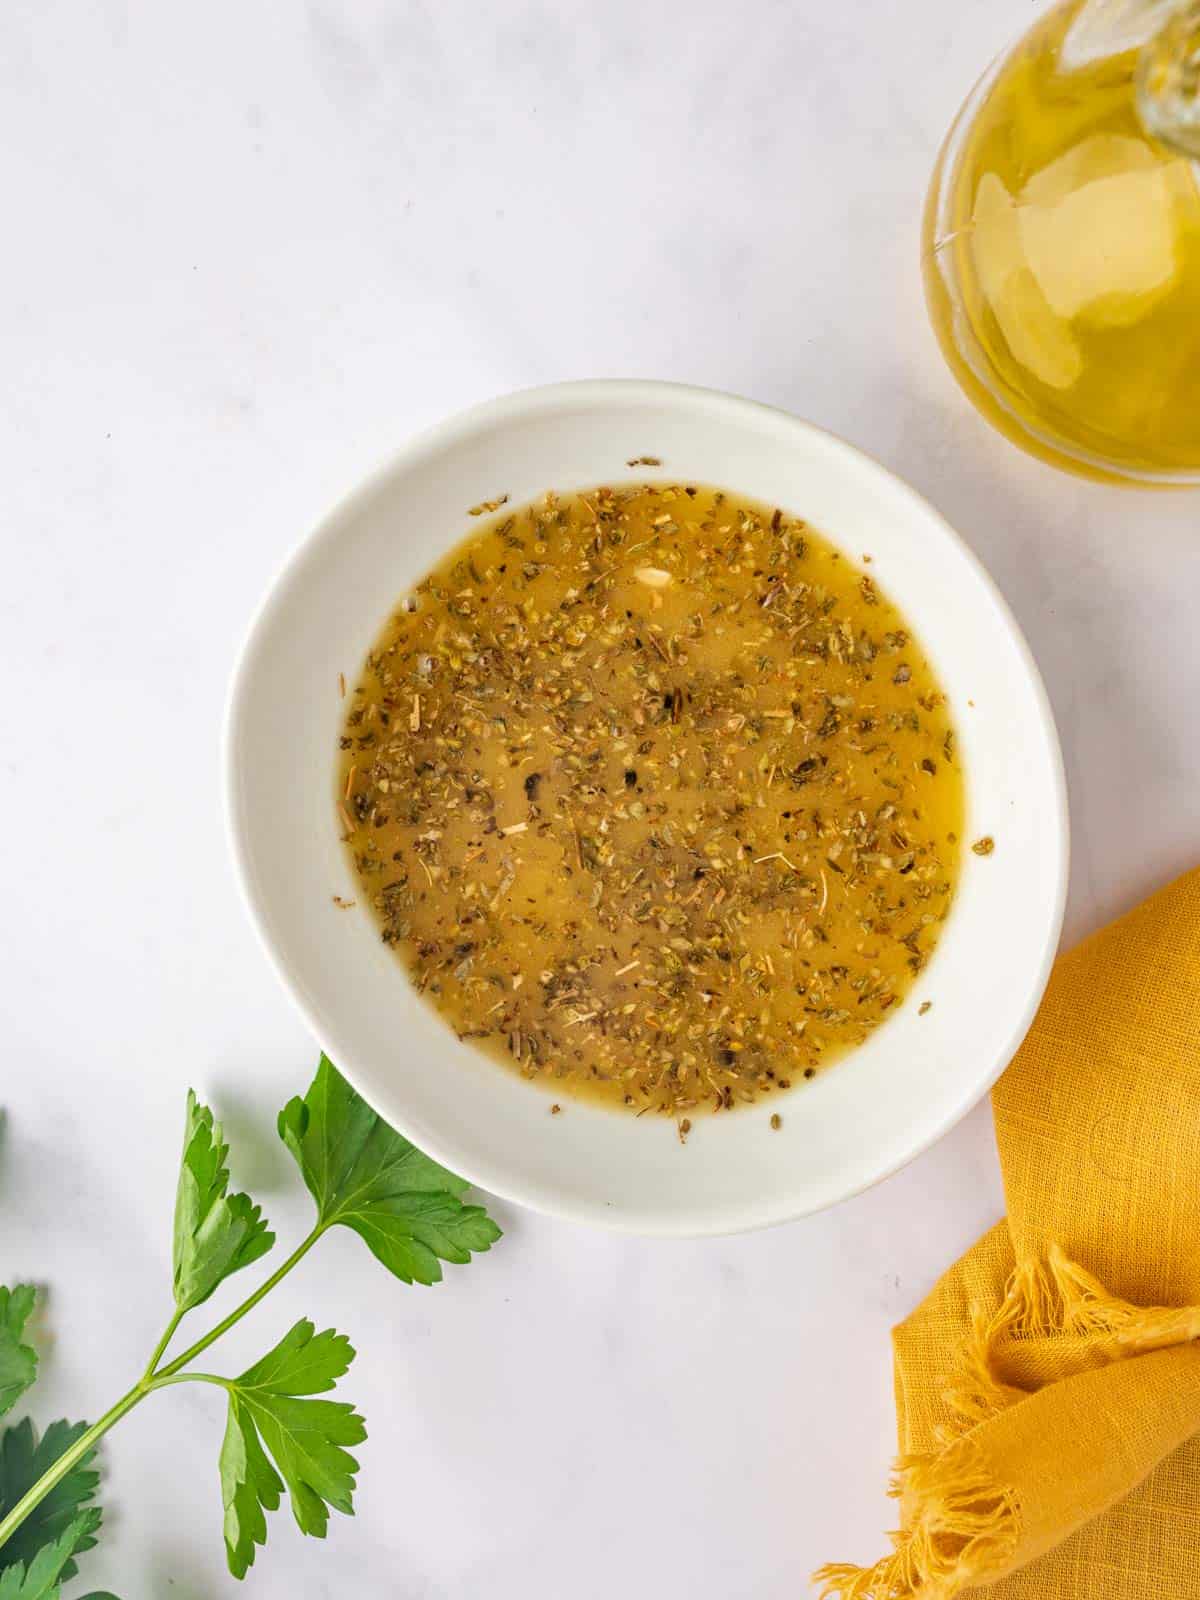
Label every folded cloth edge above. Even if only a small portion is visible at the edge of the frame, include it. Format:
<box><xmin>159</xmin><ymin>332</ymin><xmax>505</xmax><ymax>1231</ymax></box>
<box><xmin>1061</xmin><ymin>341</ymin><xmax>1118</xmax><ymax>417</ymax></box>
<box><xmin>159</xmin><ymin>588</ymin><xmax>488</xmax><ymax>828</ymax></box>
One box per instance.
<box><xmin>814</xmin><ymin>1245</ymin><xmax>1200</xmax><ymax>1600</ymax></box>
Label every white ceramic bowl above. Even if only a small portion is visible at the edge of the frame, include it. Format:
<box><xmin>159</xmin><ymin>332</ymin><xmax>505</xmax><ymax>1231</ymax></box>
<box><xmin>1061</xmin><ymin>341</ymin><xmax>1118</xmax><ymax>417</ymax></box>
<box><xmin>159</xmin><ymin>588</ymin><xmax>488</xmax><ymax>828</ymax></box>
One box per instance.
<box><xmin>226</xmin><ymin>381</ymin><xmax>1068</xmax><ymax>1236</ymax></box>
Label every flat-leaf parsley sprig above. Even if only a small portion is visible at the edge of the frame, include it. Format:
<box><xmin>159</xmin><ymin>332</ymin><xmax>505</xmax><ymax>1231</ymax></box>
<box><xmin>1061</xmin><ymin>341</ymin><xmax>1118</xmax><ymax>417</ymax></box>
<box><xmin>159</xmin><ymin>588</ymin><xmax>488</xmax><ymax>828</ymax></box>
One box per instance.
<box><xmin>0</xmin><ymin>1055</ymin><xmax>500</xmax><ymax>1588</ymax></box>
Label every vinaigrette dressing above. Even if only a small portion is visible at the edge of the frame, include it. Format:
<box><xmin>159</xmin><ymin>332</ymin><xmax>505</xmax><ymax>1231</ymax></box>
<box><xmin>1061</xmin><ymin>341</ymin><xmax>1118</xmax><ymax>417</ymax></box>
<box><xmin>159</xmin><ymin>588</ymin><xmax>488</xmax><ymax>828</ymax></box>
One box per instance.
<box><xmin>337</xmin><ymin>484</ymin><xmax>964</xmax><ymax>1121</ymax></box>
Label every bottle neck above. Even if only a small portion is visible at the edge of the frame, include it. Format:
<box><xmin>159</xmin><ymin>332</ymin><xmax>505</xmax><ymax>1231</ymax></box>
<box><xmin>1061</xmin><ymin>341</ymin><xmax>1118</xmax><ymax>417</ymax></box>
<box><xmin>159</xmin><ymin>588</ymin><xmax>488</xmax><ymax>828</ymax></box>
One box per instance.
<box><xmin>1137</xmin><ymin>0</ymin><xmax>1200</xmax><ymax>156</ymax></box>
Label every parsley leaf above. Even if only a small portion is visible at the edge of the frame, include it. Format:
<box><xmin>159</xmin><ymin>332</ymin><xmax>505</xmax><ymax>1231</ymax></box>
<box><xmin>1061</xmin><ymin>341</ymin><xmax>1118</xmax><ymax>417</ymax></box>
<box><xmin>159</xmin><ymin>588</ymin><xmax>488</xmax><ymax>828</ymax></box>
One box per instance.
<box><xmin>277</xmin><ymin>1056</ymin><xmax>501</xmax><ymax>1284</ymax></box>
<box><xmin>0</xmin><ymin>1420</ymin><xmax>101</xmax><ymax>1582</ymax></box>
<box><xmin>0</xmin><ymin>1290</ymin><xmax>37</xmax><ymax>1418</ymax></box>
<box><xmin>0</xmin><ymin>1510</ymin><xmax>101</xmax><ymax>1600</ymax></box>
<box><xmin>219</xmin><ymin>1319</ymin><xmax>364</xmax><ymax>1578</ymax></box>
<box><xmin>173</xmin><ymin>1091</ymin><xmax>274</xmax><ymax>1312</ymax></box>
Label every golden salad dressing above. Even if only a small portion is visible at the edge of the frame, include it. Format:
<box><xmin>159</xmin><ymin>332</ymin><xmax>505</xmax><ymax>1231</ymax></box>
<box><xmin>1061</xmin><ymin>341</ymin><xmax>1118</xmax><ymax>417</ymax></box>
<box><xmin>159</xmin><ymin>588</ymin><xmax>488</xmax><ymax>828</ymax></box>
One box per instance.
<box><xmin>338</xmin><ymin>484</ymin><xmax>964</xmax><ymax>1122</ymax></box>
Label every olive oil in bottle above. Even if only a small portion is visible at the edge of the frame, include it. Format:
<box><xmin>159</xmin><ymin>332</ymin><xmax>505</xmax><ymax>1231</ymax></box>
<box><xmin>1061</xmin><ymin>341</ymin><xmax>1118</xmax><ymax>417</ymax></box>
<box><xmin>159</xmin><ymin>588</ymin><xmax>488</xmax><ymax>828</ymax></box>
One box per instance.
<box><xmin>924</xmin><ymin>0</ymin><xmax>1200</xmax><ymax>483</ymax></box>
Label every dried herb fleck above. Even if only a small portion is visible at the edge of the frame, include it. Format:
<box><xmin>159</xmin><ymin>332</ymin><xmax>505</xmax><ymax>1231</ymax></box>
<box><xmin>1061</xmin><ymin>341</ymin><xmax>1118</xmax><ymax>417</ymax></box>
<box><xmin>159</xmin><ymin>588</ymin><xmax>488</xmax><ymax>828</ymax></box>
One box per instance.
<box><xmin>468</xmin><ymin>494</ymin><xmax>509</xmax><ymax>517</ymax></box>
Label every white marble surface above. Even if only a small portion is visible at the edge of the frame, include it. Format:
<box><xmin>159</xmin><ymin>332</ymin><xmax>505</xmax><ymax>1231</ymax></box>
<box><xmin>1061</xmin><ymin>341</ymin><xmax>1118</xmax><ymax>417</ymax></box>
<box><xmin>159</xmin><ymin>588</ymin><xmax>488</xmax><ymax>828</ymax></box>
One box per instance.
<box><xmin>2</xmin><ymin>1</ymin><xmax>1199</xmax><ymax>1595</ymax></box>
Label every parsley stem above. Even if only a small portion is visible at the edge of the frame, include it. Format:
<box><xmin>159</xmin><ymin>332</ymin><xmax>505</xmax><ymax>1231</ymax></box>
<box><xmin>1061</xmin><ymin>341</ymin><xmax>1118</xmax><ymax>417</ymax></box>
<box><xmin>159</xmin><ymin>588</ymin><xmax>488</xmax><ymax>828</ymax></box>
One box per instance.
<box><xmin>0</xmin><ymin>1229</ymin><xmax>325</xmax><ymax>1558</ymax></box>
<box><xmin>151</xmin><ymin>1371</ymin><xmax>230</xmax><ymax>1390</ymax></box>
<box><xmin>143</xmin><ymin>1307</ymin><xmax>184</xmax><ymax>1379</ymax></box>
<box><xmin>155</xmin><ymin>1226</ymin><xmax>324</xmax><ymax>1379</ymax></box>
<box><xmin>0</xmin><ymin>1384</ymin><xmax>149</xmax><ymax>1556</ymax></box>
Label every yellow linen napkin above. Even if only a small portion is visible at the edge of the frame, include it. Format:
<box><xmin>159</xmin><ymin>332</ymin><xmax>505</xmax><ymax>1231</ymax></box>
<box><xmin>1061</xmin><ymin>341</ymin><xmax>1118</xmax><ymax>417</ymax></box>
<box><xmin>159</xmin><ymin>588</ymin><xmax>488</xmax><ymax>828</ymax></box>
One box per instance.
<box><xmin>818</xmin><ymin>867</ymin><xmax>1200</xmax><ymax>1600</ymax></box>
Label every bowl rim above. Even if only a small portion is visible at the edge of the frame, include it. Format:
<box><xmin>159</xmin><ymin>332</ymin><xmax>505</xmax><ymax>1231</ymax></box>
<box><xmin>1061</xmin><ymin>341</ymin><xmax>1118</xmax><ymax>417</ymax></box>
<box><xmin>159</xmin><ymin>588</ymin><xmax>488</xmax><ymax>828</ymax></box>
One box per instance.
<box><xmin>224</xmin><ymin>378</ymin><xmax>1069</xmax><ymax>1236</ymax></box>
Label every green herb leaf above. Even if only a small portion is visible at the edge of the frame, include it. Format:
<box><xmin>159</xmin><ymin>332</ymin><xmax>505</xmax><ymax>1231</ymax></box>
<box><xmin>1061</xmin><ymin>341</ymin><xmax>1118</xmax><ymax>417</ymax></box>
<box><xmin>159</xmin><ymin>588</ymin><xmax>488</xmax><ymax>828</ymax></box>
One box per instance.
<box><xmin>277</xmin><ymin>1056</ymin><xmax>501</xmax><ymax>1285</ymax></box>
<box><xmin>234</xmin><ymin>1319</ymin><xmax>356</xmax><ymax>1396</ymax></box>
<box><xmin>0</xmin><ymin>1421</ymin><xmax>100</xmax><ymax>1581</ymax></box>
<box><xmin>219</xmin><ymin>1319</ymin><xmax>364</xmax><ymax>1578</ymax></box>
<box><xmin>0</xmin><ymin>1510</ymin><xmax>101</xmax><ymax>1600</ymax></box>
<box><xmin>173</xmin><ymin>1091</ymin><xmax>275</xmax><ymax>1312</ymax></box>
<box><xmin>219</xmin><ymin>1399</ymin><xmax>280</xmax><ymax>1581</ymax></box>
<box><xmin>0</xmin><ymin>1290</ymin><xmax>37</xmax><ymax>1418</ymax></box>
